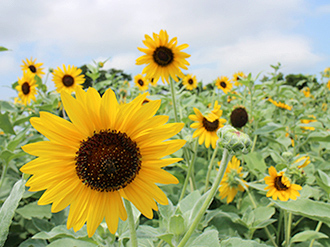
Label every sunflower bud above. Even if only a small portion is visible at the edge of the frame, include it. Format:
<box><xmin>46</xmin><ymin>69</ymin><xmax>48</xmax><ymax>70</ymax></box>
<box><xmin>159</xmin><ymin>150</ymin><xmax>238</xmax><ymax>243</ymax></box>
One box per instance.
<box><xmin>217</xmin><ymin>125</ymin><xmax>251</xmax><ymax>154</ymax></box>
<box><xmin>282</xmin><ymin>151</ymin><xmax>293</xmax><ymax>160</ymax></box>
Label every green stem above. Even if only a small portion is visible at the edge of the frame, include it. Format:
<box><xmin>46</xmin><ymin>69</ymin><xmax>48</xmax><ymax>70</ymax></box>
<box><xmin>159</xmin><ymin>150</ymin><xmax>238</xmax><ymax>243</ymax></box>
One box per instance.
<box><xmin>309</xmin><ymin>221</ymin><xmax>323</xmax><ymax>247</ymax></box>
<box><xmin>124</xmin><ymin>199</ymin><xmax>138</xmax><ymax>247</ymax></box>
<box><xmin>169</xmin><ymin>77</ymin><xmax>180</xmax><ymax>123</ymax></box>
<box><xmin>177</xmin><ymin>148</ymin><xmax>232</xmax><ymax>247</ymax></box>
<box><xmin>284</xmin><ymin>211</ymin><xmax>292</xmax><ymax>247</ymax></box>
<box><xmin>250</xmin><ymin>135</ymin><xmax>257</xmax><ymax>153</ymax></box>
<box><xmin>203</xmin><ymin>146</ymin><xmax>219</xmax><ymax>193</ymax></box>
<box><xmin>179</xmin><ymin>139</ymin><xmax>198</xmax><ymax>201</ymax></box>
<box><xmin>276</xmin><ymin>210</ymin><xmax>283</xmax><ymax>246</ymax></box>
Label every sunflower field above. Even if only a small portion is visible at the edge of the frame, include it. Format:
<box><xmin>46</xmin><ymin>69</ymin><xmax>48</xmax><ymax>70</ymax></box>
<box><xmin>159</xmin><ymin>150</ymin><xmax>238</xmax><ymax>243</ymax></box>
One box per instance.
<box><xmin>1</xmin><ymin>31</ymin><xmax>330</xmax><ymax>247</ymax></box>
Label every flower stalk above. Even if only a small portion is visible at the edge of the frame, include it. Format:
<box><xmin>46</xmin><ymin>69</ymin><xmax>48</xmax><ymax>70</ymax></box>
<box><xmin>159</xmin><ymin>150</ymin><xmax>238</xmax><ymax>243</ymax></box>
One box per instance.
<box><xmin>124</xmin><ymin>199</ymin><xmax>138</xmax><ymax>247</ymax></box>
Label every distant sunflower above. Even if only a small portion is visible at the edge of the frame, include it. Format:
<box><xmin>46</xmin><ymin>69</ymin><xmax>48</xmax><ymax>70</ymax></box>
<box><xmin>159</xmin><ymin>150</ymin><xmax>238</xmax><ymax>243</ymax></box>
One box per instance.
<box><xmin>15</xmin><ymin>71</ymin><xmax>38</xmax><ymax>105</ymax></box>
<box><xmin>215</xmin><ymin>76</ymin><xmax>232</xmax><ymax>94</ymax></box>
<box><xmin>294</xmin><ymin>155</ymin><xmax>310</xmax><ymax>169</ymax></box>
<box><xmin>182</xmin><ymin>74</ymin><xmax>197</xmax><ymax>90</ymax></box>
<box><xmin>134</xmin><ymin>74</ymin><xmax>149</xmax><ymax>91</ymax></box>
<box><xmin>21</xmin><ymin>57</ymin><xmax>45</xmax><ymax>78</ymax></box>
<box><xmin>268</xmin><ymin>98</ymin><xmax>292</xmax><ymax>111</ymax></box>
<box><xmin>189</xmin><ymin>101</ymin><xmax>227</xmax><ymax>148</ymax></box>
<box><xmin>327</xmin><ymin>80</ymin><xmax>330</xmax><ymax>90</ymax></box>
<box><xmin>20</xmin><ymin>87</ymin><xmax>185</xmax><ymax>237</ymax></box>
<box><xmin>301</xmin><ymin>87</ymin><xmax>311</xmax><ymax>97</ymax></box>
<box><xmin>324</xmin><ymin>67</ymin><xmax>330</xmax><ymax>77</ymax></box>
<box><xmin>219</xmin><ymin>156</ymin><xmax>247</xmax><ymax>204</ymax></box>
<box><xmin>264</xmin><ymin>166</ymin><xmax>302</xmax><ymax>201</ymax></box>
<box><xmin>230</xmin><ymin>106</ymin><xmax>249</xmax><ymax>128</ymax></box>
<box><xmin>232</xmin><ymin>71</ymin><xmax>246</xmax><ymax>86</ymax></box>
<box><xmin>136</xmin><ymin>30</ymin><xmax>190</xmax><ymax>84</ymax></box>
<box><xmin>300</xmin><ymin>115</ymin><xmax>317</xmax><ymax>131</ymax></box>
<box><xmin>52</xmin><ymin>65</ymin><xmax>85</xmax><ymax>93</ymax></box>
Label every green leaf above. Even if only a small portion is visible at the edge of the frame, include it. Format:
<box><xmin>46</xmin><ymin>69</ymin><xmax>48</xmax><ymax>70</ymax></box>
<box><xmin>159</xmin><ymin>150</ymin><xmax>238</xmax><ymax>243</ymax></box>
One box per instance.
<box><xmin>32</xmin><ymin>225</ymin><xmax>88</xmax><ymax>240</ymax></box>
<box><xmin>16</xmin><ymin>201</ymin><xmax>52</xmax><ymax>220</ymax></box>
<box><xmin>0</xmin><ymin>179</ymin><xmax>25</xmax><ymax>247</ymax></box>
<box><xmin>316</xmin><ymin>170</ymin><xmax>330</xmax><ymax>196</ymax></box>
<box><xmin>252</xmin><ymin>206</ymin><xmax>276</xmax><ymax>229</ymax></box>
<box><xmin>0</xmin><ymin>47</ymin><xmax>9</xmax><ymax>52</ymax></box>
<box><xmin>178</xmin><ymin>190</ymin><xmax>201</xmax><ymax>213</ymax></box>
<box><xmin>221</xmin><ymin>237</ymin><xmax>271</xmax><ymax>247</ymax></box>
<box><xmin>157</xmin><ymin>233</ymin><xmax>174</xmax><ymax>247</ymax></box>
<box><xmin>0</xmin><ymin>112</ymin><xmax>15</xmax><ymax>135</ymax></box>
<box><xmin>169</xmin><ymin>215</ymin><xmax>185</xmax><ymax>236</ymax></box>
<box><xmin>18</xmin><ymin>238</ymin><xmax>47</xmax><ymax>247</ymax></box>
<box><xmin>187</xmin><ymin>229</ymin><xmax>220</xmax><ymax>247</ymax></box>
<box><xmin>244</xmin><ymin>152</ymin><xmax>267</xmax><ymax>175</ymax></box>
<box><xmin>254</xmin><ymin>123</ymin><xmax>284</xmax><ymax>135</ymax></box>
<box><xmin>47</xmin><ymin>238</ymin><xmax>97</xmax><ymax>247</ymax></box>
<box><xmin>291</xmin><ymin>230</ymin><xmax>328</xmax><ymax>243</ymax></box>
<box><xmin>274</xmin><ymin>198</ymin><xmax>330</xmax><ymax>225</ymax></box>
<box><xmin>0</xmin><ymin>101</ymin><xmax>16</xmax><ymax>112</ymax></box>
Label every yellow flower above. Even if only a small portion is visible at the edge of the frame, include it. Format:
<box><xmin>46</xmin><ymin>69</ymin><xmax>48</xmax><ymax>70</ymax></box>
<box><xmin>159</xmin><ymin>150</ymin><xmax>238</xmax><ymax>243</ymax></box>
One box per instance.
<box><xmin>15</xmin><ymin>71</ymin><xmax>38</xmax><ymax>105</ymax></box>
<box><xmin>52</xmin><ymin>65</ymin><xmax>85</xmax><ymax>94</ymax></box>
<box><xmin>232</xmin><ymin>72</ymin><xmax>246</xmax><ymax>86</ymax></box>
<box><xmin>182</xmin><ymin>74</ymin><xmax>197</xmax><ymax>90</ymax></box>
<box><xmin>327</xmin><ymin>80</ymin><xmax>330</xmax><ymax>90</ymax></box>
<box><xmin>215</xmin><ymin>76</ymin><xmax>232</xmax><ymax>94</ymax></box>
<box><xmin>264</xmin><ymin>166</ymin><xmax>302</xmax><ymax>201</ymax></box>
<box><xmin>21</xmin><ymin>57</ymin><xmax>45</xmax><ymax>78</ymax></box>
<box><xmin>324</xmin><ymin>67</ymin><xmax>330</xmax><ymax>77</ymax></box>
<box><xmin>301</xmin><ymin>87</ymin><xmax>311</xmax><ymax>97</ymax></box>
<box><xmin>300</xmin><ymin>115</ymin><xmax>317</xmax><ymax>131</ymax></box>
<box><xmin>20</xmin><ymin>87</ymin><xmax>185</xmax><ymax>237</ymax></box>
<box><xmin>294</xmin><ymin>155</ymin><xmax>310</xmax><ymax>169</ymax></box>
<box><xmin>134</xmin><ymin>74</ymin><xmax>149</xmax><ymax>91</ymax></box>
<box><xmin>219</xmin><ymin>156</ymin><xmax>247</xmax><ymax>203</ymax></box>
<box><xmin>189</xmin><ymin>101</ymin><xmax>227</xmax><ymax>148</ymax></box>
<box><xmin>136</xmin><ymin>30</ymin><xmax>190</xmax><ymax>84</ymax></box>
<box><xmin>268</xmin><ymin>98</ymin><xmax>292</xmax><ymax>111</ymax></box>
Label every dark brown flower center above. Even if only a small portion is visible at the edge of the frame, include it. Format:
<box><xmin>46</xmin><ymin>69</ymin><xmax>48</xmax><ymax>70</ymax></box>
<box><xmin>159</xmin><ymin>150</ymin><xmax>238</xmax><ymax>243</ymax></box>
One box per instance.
<box><xmin>28</xmin><ymin>65</ymin><xmax>37</xmax><ymax>73</ymax></box>
<box><xmin>22</xmin><ymin>82</ymin><xmax>30</xmax><ymax>95</ymax></box>
<box><xmin>62</xmin><ymin>75</ymin><xmax>74</xmax><ymax>87</ymax></box>
<box><xmin>188</xmin><ymin>79</ymin><xmax>194</xmax><ymax>85</ymax></box>
<box><xmin>274</xmin><ymin>176</ymin><xmax>288</xmax><ymax>191</ymax></box>
<box><xmin>220</xmin><ymin>81</ymin><xmax>227</xmax><ymax>88</ymax></box>
<box><xmin>75</xmin><ymin>130</ymin><xmax>141</xmax><ymax>192</ymax></box>
<box><xmin>138</xmin><ymin>79</ymin><xmax>144</xmax><ymax>86</ymax></box>
<box><xmin>153</xmin><ymin>46</ymin><xmax>174</xmax><ymax>66</ymax></box>
<box><xmin>202</xmin><ymin>117</ymin><xmax>219</xmax><ymax>132</ymax></box>
<box><xmin>230</xmin><ymin>107</ymin><xmax>248</xmax><ymax>128</ymax></box>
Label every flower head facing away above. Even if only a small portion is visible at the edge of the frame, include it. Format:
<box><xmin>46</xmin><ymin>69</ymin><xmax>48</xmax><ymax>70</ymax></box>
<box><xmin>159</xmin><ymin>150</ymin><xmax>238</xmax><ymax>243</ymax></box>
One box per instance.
<box><xmin>189</xmin><ymin>101</ymin><xmax>227</xmax><ymax>149</ymax></box>
<box><xmin>15</xmin><ymin>71</ymin><xmax>38</xmax><ymax>105</ymax></box>
<box><xmin>20</xmin><ymin>87</ymin><xmax>185</xmax><ymax>237</ymax></box>
<box><xmin>230</xmin><ymin>106</ymin><xmax>249</xmax><ymax>128</ymax></box>
<box><xmin>52</xmin><ymin>64</ymin><xmax>85</xmax><ymax>94</ymax></box>
<box><xmin>219</xmin><ymin>156</ymin><xmax>247</xmax><ymax>203</ymax></box>
<box><xmin>136</xmin><ymin>30</ymin><xmax>190</xmax><ymax>84</ymax></box>
<box><xmin>264</xmin><ymin>166</ymin><xmax>302</xmax><ymax>201</ymax></box>
<box><xmin>21</xmin><ymin>57</ymin><xmax>45</xmax><ymax>78</ymax></box>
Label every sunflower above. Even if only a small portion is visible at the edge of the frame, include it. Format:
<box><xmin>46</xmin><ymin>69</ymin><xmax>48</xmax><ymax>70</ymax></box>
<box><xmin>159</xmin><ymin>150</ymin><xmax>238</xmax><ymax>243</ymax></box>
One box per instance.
<box><xmin>300</xmin><ymin>115</ymin><xmax>317</xmax><ymax>131</ymax></box>
<box><xmin>21</xmin><ymin>57</ymin><xmax>45</xmax><ymax>78</ymax></box>
<box><xmin>268</xmin><ymin>98</ymin><xmax>292</xmax><ymax>111</ymax></box>
<box><xmin>215</xmin><ymin>76</ymin><xmax>232</xmax><ymax>94</ymax></box>
<box><xmin>134</xmin><ymin>74</ymin><xmax>149</xmax><ymax>91</ymax></box>
<box><xmin>20</xmin><ymin>87</ymin><xmax>185</xmax><ymax>237</ymax></box>
<box><xmin>294</xmin><ymin>155</ymin><xmax>310</xmax><ymax>169</ymax></box>
<box><xmin>327</xmin><ymin>80</ymin><xmax>330</xmax><ymax>90</ymax></box>
<box><xmin>232</xmin><ymin>71</ymin><xmax>246</xmax><ymax>86</ymax></box>
<box><xmin>52</xmin><ymin>65</ymin><xmax>85</xmax><ymax>94</ymax></box>
<box><xmin>189</xmin><ymin>101</ymin><xmax>227</xmax><ymax>148</ymax></box>
<box><xmin>219</xmin><ymin>156</ymin><xmax>247</xmax><ymax>204</ymax></box>
<box><xmin>301</xmin><ymin>87</ymin><xmax>311</xmax><ymax>97</ymax></box>
<box><xmin>136</xmin><ymin>30</ymin><xmax>190</xmax><ymax>84</ymax></box>
<box><xmin>15</xmin><ymin>71</ymin><xmax>38</xmax><ymax>105</ymax></box>
<box><xmin>324</xmin><ymin>67</ymin><xmax>330</xmax><ymax>77</ymax></box>
<box><xmin>230</xmin><ymin>106</ymin><xmax>248</xmax><ymax>128</ymax></box>
<box><xmin>264</xmin><ymin>166</ymin><xmax>302</xmax><ymax>201</ymax></box>
<box><xmin>182</xmin><ymin>74</ymin><xmax>197</xmax><ymax>90</ymax></box>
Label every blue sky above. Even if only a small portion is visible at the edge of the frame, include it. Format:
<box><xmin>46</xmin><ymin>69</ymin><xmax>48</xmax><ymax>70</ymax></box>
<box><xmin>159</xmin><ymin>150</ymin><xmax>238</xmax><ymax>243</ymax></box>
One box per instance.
<box><xmin>1</xmin><ymin>0</ymin><xmax>329</xmax><ymax>101</ymax></box>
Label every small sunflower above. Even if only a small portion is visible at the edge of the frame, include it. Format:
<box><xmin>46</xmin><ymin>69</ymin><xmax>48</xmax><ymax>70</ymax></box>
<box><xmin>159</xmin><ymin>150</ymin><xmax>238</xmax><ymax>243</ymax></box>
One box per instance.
<box><xmin>227</xmin><ymin>91</ymin><xmax>238</xmax><ymax>103</ymax></box>
<box><xmin>300</xmin><ymin>115</ymin><xmax>317</xmax><ymax>131</ymax></box>
<box><xmin>232</xmin><ymin>72</ymin><xmax>246</xmax><ymax>86</ymax></box>
<box><xmin>215</xmin><ymin>76</ymin><xmax>232</xmax><ymax>94</ymax></box>
<box><xmin>268</xmin><ymin>98</ymin><xmax>292</xmax><ymax>111</ymax></box>
<box><xmin>301</xmin><ymin>87</ymin><xmax>311</xmax><ymax>97</ymax></box>
<box><xmin>219</xmin><ymin>156</ymin><xmax>247</xmax><ymax>204</ymax></box>
<box><xmin>52</xmin><ymin>64</ymin><xmax>85</xmax><ymax>93</ymax></box>
<box><xmin>264</xmin><ymin>166</ymin><xmax>302</xmax><ymax>201</ymax></box>
<box><xmin>134</xmin><ymin>74</ymin><xmax>149</xmax><ymax>91</ymax></box>
<box><xmin>182</xmin><ymin>74</ymin><xmax>197</xmax><ymax>90</ymax></box>
<box><xmin>189</xmin><ymin>101</ymin><xmax>227</xmax><ymax>149</ymax></box>
<box><xmin>20</xmin><ymin>87</ymin><xmax>185</xmax><ymax>237</ymax></box>
<box><xmin>230</xmin><ymin>106</ymin><xmax>248</xmax><ymax>128</ymax></box>
<box><xmin>21</xmin><ymin>57</ymin><xmax>45</xmax><ymax>78</ymax></box>
<box><xmin>327</xmin><ymin>80</ymin><xmax>330</xmax><ymax>90</ymax></box>
<box><xmin>324</xmin><ymin>67</ymin><xmax>330</xmax><ymax>77</ymax></box>
<box><xmin>294</xmin><ymin>155</ymin><xmax>310</xmax><ymax>169</ymax></box>
<box><xmin>15</xmin><ymin>71</ymin><xmax>38</xmax><ymax>105</ymax></box>
<box><xmin>136</xmin><ymin>30</ymin><xmax>190</xmax><ymax>84</ymax></box>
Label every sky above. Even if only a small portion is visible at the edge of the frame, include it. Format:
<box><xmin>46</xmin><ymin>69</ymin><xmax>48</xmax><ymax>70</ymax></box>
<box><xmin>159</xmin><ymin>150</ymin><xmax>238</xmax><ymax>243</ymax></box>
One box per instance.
<box><xmin>1</xmin><ymin>0</ymin><xmax>329</xmax><ymax>100</ymax></box>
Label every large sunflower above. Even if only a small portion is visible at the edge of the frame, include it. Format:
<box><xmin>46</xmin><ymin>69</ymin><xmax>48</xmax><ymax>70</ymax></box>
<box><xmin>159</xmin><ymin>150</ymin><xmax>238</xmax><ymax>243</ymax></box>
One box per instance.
<box><xmin>136</xmin><ymin>30</ymin><xmax>190</xmax><ymax>84</ymax></box>
<box><xmin>219</xmin><ymin>156</ymin><xmax>247</xmax><ymax>204</ymax></box>
<box><xmin>20</xmin><ymin>87</ymin><xmax>185</xmax><ymax>237</ymax></box>
<box><xmin>15</xmin><ymin>71</ymin><xmax>38</xmax><ymax>105</ymax></box>
<box><xmin>21</xmin><ymin>57</ymin><xmax>45</xmax><ymax>78</ymax></box>
<box><xmin>52</xmin><ymin>64</ymin><xmax>85</xmax><ymax>93</ymax></box>
<box><xmin>264</xmin><ymin>166</ymin><xmax>302</xmax><ymax>201</ymax></box>
<box><xmin>215</xmin><ymin>76</ymin><xmax>233</xmax><ymax>94</ymax></box>
<box><xmin>182</xmin><ymin>74</ymin><xmax>197</xmax><ymax>90</ymax></box>
<box><xmin>134</xmin><ymin>74</ymin><xmax>149</xmax><ymax>91</ymax></box>
<box><xmin>189</xmin><ymin>101</ymin><xmax>227</xmax><ymax>148</ymax></box>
